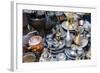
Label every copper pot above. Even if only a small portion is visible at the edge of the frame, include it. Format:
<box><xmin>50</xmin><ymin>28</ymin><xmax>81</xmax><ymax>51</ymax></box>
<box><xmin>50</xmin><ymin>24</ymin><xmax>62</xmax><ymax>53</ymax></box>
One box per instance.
<box><xmin>28</xmin><ymin>36</ymin><xmax>44</xmax><ymax>52</ymax></box>
<box><xmin>30</xmin><ymin>18</ymin><xmax>45</xmax><ymax>29</ymax></box>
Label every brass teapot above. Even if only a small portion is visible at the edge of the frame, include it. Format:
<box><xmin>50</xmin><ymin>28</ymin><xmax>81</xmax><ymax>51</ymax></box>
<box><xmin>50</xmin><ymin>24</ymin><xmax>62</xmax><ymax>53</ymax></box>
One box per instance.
<box><xmin>65</xmin><ymin>13</ymin><xmax>78</xmax><ymax>30</ymax></box>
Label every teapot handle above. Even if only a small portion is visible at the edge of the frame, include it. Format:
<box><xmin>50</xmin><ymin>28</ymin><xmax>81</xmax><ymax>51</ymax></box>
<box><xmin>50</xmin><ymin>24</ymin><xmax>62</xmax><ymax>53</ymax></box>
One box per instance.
<box><xmin>27</xmin><ymin>31</ymin><xmax>39</xmax><ymax>35</ymax></box>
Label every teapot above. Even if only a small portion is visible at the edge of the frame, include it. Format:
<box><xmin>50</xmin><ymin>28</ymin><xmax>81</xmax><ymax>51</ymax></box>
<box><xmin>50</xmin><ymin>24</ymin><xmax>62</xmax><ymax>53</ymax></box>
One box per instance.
<box><xmin>28</xmin><ymin>35</ymin><xmax>44</xmax><ymax>53</ymax></box>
